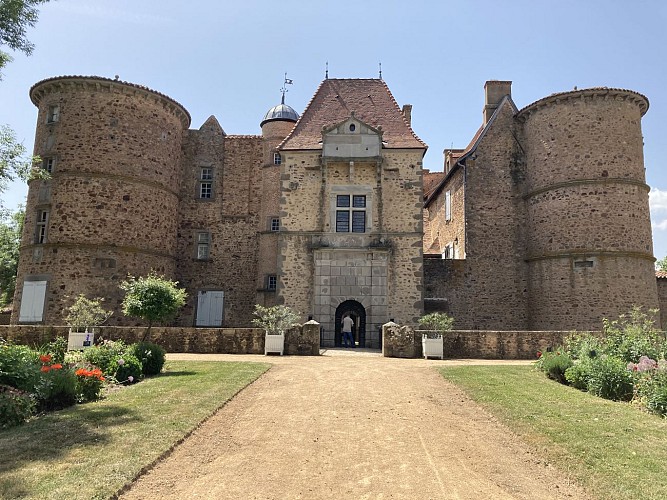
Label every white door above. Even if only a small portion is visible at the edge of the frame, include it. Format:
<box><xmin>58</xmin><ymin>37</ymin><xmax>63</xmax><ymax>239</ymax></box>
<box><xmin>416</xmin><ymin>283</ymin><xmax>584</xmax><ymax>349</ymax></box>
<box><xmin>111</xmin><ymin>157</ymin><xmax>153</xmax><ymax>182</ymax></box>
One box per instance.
<box><xmin>18</xmin><ymin>281</ymin><xmax>47</xmax><ymax>322</ymax></box>
<box><xmin>196</xmin><ymin>290</ymin><xmax>224</xmax><ymax>326</ymax></box>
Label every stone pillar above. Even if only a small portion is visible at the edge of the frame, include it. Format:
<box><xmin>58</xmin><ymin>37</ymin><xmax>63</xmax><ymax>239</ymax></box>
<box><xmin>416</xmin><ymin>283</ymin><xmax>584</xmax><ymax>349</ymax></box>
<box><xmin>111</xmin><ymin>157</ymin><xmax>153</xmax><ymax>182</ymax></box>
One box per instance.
<box><xmin>285</xmin><ymin>320</ymin><xmax>321</xmax><ymax>355</ymax></box>
<box><xmin>382</xmin><ymin>322</ymin><xmax>420</xmax><ymax>358</ymax></box>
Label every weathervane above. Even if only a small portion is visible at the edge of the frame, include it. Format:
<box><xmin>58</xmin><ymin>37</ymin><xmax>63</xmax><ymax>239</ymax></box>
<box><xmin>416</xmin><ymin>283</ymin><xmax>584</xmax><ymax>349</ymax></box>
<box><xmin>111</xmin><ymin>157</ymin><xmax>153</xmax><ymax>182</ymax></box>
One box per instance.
<box><xmin>280</xmin><ymin>73</ymin><xmax>293</xmax><ymax>104</ymax></box>
<box><xmin>325</xmin><ymin>61</ymin><xmax>329</xmax><ymax>79</ymax></box>
<box><xmin>379</xmin><ymin>62</ymin><xmax>382</xmax><ymax>79</ymax></box>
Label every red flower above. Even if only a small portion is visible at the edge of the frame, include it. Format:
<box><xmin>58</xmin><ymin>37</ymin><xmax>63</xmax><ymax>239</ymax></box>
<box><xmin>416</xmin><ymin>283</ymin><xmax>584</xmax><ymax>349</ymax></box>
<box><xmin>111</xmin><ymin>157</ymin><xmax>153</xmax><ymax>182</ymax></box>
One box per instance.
<box><xmin>40</xmin><ymin>354</ymin><xmax>52</xmax><ymax>363</ymax></box>
<box><xmin>40</xmin><ymin>365</ymin><xmax>50</xmax><ymax>372</ymax></box>
<box><xmin>51</xmin><ymin>364</ymin><xmax>63</xmax><ymax>370</ymax></box>
<box><xmin>536</xmin><ymin>351</ymin><xmax>542</xmax><ymax>358</ymax></box>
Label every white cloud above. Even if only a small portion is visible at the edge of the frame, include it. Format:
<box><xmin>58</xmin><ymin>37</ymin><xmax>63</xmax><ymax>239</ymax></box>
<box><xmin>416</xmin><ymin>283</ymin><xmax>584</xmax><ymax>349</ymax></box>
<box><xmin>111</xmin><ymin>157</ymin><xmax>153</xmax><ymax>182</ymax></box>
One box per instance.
<box><xmin>650</xmin><ymin>189</ymin><xmax>667</xmax><ymax>231</ymax></box>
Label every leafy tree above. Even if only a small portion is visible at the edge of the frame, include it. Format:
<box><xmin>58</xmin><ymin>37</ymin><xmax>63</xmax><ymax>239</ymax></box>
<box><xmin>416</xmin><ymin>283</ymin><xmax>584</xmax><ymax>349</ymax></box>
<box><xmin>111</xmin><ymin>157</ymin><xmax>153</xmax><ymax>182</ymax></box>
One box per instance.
<box><xmin>64</xmin><ymin>294</ymin><xmax>112</xmax><ymax>330</ymax></box>
<box><xmin>418</xmin><ymin>312</ymin><xmax>455</xmax><ymax>334</ymax></box>
<box><xmin>0</xmin><ymin>206</ymin><xmax>24</xmax><ymax>305</ymax></box>
<box><xmin>656</xmin><ymin>256</ymin><xmax>667</xmax><ymax>272</ymax></box>
<box><xmin>120</xmin><ymin>273</ymin><xmax>187</xmax><ymax>341</ymax></box>
<box><xmin>252</xmin><ymin>304</ymin><xmax>300</xmax><ymax>336</ymax></box>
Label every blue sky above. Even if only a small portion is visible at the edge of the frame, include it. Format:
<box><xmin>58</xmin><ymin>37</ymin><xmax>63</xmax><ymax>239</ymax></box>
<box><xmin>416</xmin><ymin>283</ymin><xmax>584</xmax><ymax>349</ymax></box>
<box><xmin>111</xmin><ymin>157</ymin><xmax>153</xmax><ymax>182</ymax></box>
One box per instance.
<box><xmin>1</xmin><ymin>0</ymin><xmax>666</xmax><ymax>256</ymax></box>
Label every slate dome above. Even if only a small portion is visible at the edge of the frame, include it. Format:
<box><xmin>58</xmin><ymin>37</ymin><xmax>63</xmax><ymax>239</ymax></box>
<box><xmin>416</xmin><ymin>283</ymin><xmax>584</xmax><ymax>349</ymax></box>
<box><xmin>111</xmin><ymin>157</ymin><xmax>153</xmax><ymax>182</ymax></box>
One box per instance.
<box><xmin>260</xmin><ymin>103</ymin><xmax>299</xmax><ymax>127</ymax></box>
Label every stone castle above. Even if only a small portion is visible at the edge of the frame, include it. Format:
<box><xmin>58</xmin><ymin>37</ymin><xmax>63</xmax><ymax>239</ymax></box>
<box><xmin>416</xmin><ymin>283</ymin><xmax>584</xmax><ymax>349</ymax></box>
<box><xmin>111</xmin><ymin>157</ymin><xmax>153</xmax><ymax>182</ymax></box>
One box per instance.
<box><xmin>11</xmin><ymin>75</ymin><xmax>660</xmax><ymax>347</ymax></box>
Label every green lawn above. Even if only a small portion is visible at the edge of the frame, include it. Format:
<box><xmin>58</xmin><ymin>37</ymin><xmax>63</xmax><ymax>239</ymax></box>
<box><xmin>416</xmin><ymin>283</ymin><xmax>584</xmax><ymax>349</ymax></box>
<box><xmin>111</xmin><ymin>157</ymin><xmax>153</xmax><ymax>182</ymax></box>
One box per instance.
<box><xmin>440</xmin><ymin>365</ymin><xmax>667</xmax><ymax>500</ymax></box>
<box><xmin>0</xmin><ymin>360</ymin><xmax>270</xmax><ymax>500</ymax></box>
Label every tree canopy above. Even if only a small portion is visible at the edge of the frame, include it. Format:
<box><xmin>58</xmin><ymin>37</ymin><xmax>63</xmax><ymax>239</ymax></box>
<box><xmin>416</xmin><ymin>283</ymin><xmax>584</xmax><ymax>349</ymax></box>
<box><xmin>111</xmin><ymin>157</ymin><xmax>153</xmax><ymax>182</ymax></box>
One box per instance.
<box><xmin>0</xmin><ymin>0</ymin><xmax>50</xmax><ymax>76</ymax></box>
<box><xmin>0</xmin><ymin>206</ymin><xmax>24</xmax><ymax>306</ymax></box>
<box><xmin>656</xmin><ymin>256</ymin><xmax>667</xmax><ymax>272</ymax></box>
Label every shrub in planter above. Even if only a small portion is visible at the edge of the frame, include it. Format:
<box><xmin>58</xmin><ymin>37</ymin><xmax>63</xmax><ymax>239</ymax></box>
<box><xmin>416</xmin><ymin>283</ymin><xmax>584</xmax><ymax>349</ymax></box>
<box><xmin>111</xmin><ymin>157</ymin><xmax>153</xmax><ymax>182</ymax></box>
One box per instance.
<box><xmin>536</xmin><ymin>349</ymin><xmax>573</xmax><ymax>384</ymax></box>
<box><xmin>0</xmin><ymin>385</ymin><xmax>35</xmax><ymax>428</ymax></box>
<box><xmin>34</xmin><ymin>364</ymin><xmax>78</xmax><ymax>411</ymax></box>
<box><xmin>0</xmin><ymin>341</ymin><xmax>40</xmax><ymax>392</ymax></box>
<box><xmin>131</xmin><ymin>342</ymin><xmax>166</xmax><ymax>376</ymax></box>
<box><xmin>113</xmin><ymin>354</ymin><xmax>142</xmax><ymax>384</ymax></box>
<box><xmin>75</xmin><ymin>367</ymin><xmax>105</xmax><ymax>403</ymax></box>
<box><xmin>586</xmin><ymin>356</ymin><xmax>635</xmax><ymax>401</ymax></box>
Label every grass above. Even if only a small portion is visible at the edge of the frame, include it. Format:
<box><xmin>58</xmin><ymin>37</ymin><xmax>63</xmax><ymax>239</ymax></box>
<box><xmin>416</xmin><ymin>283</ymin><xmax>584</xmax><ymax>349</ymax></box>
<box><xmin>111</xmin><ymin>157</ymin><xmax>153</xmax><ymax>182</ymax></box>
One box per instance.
<box><xmin>0</xmin><ymin>360</ymin><xmax>269</xmax><ymax>500</ymax></box>
<box><xmin>439</xmin><ymin>365</ymin><xmax>667</xmax><ymax>500</ymax></box>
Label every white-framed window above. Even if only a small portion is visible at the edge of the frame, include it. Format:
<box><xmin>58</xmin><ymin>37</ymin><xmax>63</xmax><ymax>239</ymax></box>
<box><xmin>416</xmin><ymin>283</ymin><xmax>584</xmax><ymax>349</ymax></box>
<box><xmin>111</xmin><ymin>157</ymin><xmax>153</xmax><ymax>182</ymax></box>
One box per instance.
<box><xmin>336</xmin><ymin>194</ymin><xmax>366</xmax><ymax>233</ymax></box>
<box><xmin>46</xmin><ymin>105</ymin><xmax>60</xmax><ymax>124</ymax></box>
<box><xmin>270</xmin><ymin>217</ymin><xmax>280</xmax><ymax>232</ymax></box>
<box><xmin>18</xmin><ymin>280</ymin><xmax>47</xmax><ymax>322</ymax></box>
<box><xmin>445</xmin><ymin>190</ymin><xmax>452</xmax><ymax>221</ymax></box>
<box><xmin>42</xmin><ymin>157</ymin><xmax>56</xmax><ymax>173</ymax></box>
<box><xmin>273</xmin><ymin>153</ymin><xmax>282</xmax><ymax>165</ymax></box>
<box><xmin>267</xmin><ymin>275</ymin><xmax>277</xmax><ymax>291</ymax></box>
<box><xmin>196</xmin><ymin>232</ymin><xmax>210</xmax><ymax>260</ymax></box>
<box><xmin>199</xmin><ymin>167</ymin><xmax>213</xmax><ymax>199</ymax></box>
<box><xmin>35</xmin><ymin>209</ymin><xmax>49</xmax><ymax>244</ymax></box>
<box><xmin>442</xmin><ymin>243</ymin><xmax>453</xmax><ymax>259</ymax></box>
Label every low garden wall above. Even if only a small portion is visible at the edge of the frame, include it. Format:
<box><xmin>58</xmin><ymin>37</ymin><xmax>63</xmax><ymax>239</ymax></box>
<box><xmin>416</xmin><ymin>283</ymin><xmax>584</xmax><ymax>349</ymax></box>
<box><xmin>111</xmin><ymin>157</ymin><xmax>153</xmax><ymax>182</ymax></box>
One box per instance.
<box><xmin>0</xmin><ymin>323</ymin><xmax>320</xmax><ymax>356</ymax></box>
<box><xmin>382</xmin><ymin>324</ymin><xmax>577</xmax><ymax>359</ymax></box>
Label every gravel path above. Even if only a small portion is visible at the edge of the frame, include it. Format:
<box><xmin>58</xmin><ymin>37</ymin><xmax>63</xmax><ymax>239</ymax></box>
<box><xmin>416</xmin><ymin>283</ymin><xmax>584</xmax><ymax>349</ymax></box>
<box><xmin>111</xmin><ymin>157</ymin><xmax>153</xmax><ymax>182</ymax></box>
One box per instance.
<box><xmin>120</xmin><ymin>351</ymin><xmax>589</xmax><ymax>500</ymax></box>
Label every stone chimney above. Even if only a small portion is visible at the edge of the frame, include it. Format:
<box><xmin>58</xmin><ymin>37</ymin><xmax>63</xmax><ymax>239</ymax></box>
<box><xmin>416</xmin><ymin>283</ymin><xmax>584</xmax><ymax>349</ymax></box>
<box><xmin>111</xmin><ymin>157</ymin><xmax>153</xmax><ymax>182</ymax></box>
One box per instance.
<box><xmin>483</xmin><ymin>80</ymin><xmax>512</xmax><ymax>125</ymax></box>
<box><xmin>402</xmin><ymin>104</ymin><xmax>412</xmax><ymax>125</ymax></box>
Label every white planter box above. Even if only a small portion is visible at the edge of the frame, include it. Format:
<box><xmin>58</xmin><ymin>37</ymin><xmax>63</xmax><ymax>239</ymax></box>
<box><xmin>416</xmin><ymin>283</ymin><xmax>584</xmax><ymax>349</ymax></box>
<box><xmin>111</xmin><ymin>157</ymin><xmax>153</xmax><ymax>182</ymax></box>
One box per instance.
<box><xmin>68</xmin><ymin>328</ymin><xmax>96</xmax><ymax>351</ymax></box>
<box><xmin>265</xmin><ymin>332</ymin><xmax>285</xmax><ymax>355</ymax></box>
<box><xmin>422</xmin><ymin>334</ymin><xmax>444</xmax><ymax>360</ymax></box>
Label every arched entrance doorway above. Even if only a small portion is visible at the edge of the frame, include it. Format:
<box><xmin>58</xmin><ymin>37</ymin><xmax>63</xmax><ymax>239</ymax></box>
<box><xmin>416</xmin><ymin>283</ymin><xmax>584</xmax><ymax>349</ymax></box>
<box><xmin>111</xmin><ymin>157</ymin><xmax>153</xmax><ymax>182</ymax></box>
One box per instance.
<box><xmin>335</xmin><ymin>300</ymin><xmax>366</xmax><ymax>348</ymax></box>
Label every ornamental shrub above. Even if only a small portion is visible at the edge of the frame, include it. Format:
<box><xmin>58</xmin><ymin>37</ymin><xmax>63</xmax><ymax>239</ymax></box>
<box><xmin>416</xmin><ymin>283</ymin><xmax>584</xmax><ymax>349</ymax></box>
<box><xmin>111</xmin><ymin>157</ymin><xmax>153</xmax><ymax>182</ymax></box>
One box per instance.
<box><xmin>564</xmin><ymin>331</ymin><xmax>603</xmax><ymax>361</ymax></box>
<box><xmin>113</xmin><ymin>353</ymin><xmax>142</xmax><ymax>384</ymax></box>
<box><xmin>602</xmin><ymin>306</ymin><xmax>664</xmax><ymax>363</ymax></box>
<box><xmin>0</xmin><ymin>341</ymin><xmax>40</xmax><ymax>391</ymax></box>
<box><xmin>565</xmin><ymin>361</ymin><xmax>592</xmax><ymax>391</ymax></box>
<box><xmin>642</xmin><ymin>371</ymin><xmax>667</xmax><ymax>416</ymax></box>
<box><xmin>418</xmin><ymin>313</ymin><xmax>454</xmax><ymax>334</ymax></box>
<box><xmin>74</xmin><ymin>366</ymin><xmax>105</xmax><ymax>403</ymax></box>
<box><xmin>34</xmin><ymin>364</ymin><xmax>78</xmax><ymax>411</ymax></box>
<box><xmin>131</xmin><ymin>341</ymin><xmax>166</xmax><ymax>376</ymax></box>
<box><xmin>586</xmin><ymin>356</ymin><xmax>635</xmax><ymax>401</ymax></box>
<box><xmin>0</xmin><ymin>385</ymin><xmax>35</xmax><ymax>428</ymax></box>
<box><xmin>536</xmin><ymin>349</ymin><xmax>573</xmax><ymax>384</ymax></box>
<box><xmin>83</xmin><ymin>340</ymin><xmax>128</xmax><ymax>376</ymax></box>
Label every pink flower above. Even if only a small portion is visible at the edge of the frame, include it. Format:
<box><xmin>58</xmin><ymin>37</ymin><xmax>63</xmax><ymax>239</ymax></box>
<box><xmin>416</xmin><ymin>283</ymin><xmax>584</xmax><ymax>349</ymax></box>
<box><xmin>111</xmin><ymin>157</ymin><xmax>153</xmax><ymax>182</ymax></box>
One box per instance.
<box><xmin>117</xmin><ymin>359</ymin><xmax>125</xmax><ymax>366</ymax></box>
<box><xmin>127</xmin><ymin>376</ymin><xmax>134</xmax><ymax>383</ymax></box>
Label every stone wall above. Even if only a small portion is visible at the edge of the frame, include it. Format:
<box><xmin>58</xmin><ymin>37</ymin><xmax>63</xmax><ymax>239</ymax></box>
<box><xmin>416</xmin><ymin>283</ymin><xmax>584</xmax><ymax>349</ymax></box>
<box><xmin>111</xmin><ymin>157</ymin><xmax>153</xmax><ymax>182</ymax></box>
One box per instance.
<box><xmin>0</xmin><ymin>324</ymin><xmax>320</xmax><ymax>355</ymax></box>
<box><xmin>424</xmin><ymin>167</ymin><xmax>465</xmax><ymax>256</ymax></box>
<box><xmin>658</xmin><ymin>278</ymin><xmax>667</xmax><ymax>329</ymax></box>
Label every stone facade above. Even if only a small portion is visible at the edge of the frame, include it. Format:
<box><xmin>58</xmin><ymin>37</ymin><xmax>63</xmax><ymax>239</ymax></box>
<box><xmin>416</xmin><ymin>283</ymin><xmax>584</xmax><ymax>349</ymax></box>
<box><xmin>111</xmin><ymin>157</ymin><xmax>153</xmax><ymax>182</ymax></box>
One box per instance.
<box><xmin>11</xmin><ymin>75</ymin><xmax>662</xmax><ymax>342</ymax></box>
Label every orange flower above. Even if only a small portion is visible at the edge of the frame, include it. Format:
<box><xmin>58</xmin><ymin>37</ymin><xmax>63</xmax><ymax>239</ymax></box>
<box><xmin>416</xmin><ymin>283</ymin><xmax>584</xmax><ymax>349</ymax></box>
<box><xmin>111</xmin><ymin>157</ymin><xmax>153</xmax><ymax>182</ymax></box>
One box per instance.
<box><xmin>75</xmin><ymin>368</ymin><xmax>87</xmax><ymax>376</ymax></box>
<box><xmin>51</xmin><ymin>364</ymin><xmax>63</xmax><ymax>370</ymax></box>
<box><xmin>40</xmin><ymin>354</ymin><xmax>52</xmax><ymax>363</ymax></box>
<box><xmin>40</xmin><ymin>365</ymin><xmax>50</xmax><ymax>372</ymax></box>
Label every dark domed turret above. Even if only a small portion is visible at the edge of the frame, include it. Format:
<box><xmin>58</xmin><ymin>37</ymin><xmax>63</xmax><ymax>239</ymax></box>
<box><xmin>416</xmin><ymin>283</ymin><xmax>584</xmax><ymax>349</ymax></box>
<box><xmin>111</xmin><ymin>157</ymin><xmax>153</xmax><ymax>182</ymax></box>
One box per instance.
<box><xmin>260</xmin><ymin>102</ymin><xmax>299</xmax><ymax>127</ymax></box>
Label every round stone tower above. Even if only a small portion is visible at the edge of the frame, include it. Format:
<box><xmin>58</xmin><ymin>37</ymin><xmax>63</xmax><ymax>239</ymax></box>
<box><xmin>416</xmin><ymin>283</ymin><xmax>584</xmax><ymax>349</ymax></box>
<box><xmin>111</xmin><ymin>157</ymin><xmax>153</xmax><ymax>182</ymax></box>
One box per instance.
<box><xmin>12</xmin><ymin>76</ymin><xmax>190</xmax><ymax>325</ymax></box>
<box><xmin>518</xmin><ymin>87</ymin><xmax>658</xmax><ymax>330</ymax></box>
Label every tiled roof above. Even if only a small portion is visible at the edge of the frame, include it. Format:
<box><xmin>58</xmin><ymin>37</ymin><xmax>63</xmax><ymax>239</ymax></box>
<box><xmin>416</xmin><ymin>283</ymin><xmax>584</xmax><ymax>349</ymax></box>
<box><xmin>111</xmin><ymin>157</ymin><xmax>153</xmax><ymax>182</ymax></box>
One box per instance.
<box><xmin>423</xmin><ymin>171</ymin><xmax>446</xmax><ymax>200</ymax></box>
<box><xmin>279</xmin><ymin>79</ymin><xmax>426</xmax><ymax>150</ymax></box>
<box><xmin>656</xmin><ymin>270</ymin><xmax>667</xmax><ymax>279</ymax></box>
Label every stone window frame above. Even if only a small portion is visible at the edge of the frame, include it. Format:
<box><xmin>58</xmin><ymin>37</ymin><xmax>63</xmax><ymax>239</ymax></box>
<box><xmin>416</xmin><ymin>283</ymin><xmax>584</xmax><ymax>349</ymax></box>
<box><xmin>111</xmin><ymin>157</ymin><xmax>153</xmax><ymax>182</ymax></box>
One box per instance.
<box><xmin>195</xmin><ymin>231</ymin><xmax>211</xmax><ymax>260</ymax></box>
<box><xmin>46</xmin><ymin>105</ymin><xmax>60</xmax><ymax>124</ymax></box>
<box><xmin>273</xmin><ymin>153</ymin><xmax>282</xmax><ymax>165</ymax></box>
<box><xmin>266</xmin><ymin>274</ymin><xmax>277</xmax><ymax>291</ymax></box>
<box><xmin>35</xmin><ymin>208</ymin><xmax>49</xmax><ymax>244</ymax></box>
<box><xmin>442</xmin><ymin>242</ymin><xmax>454</xmax><ymax>259</ymax></box>
<box><xmin>270</xmin><ymin>217</ymin><xmax>280</xmax><ymax>232</ymax></box>
<box><xmin>42</xmin><ymin>156</ymin><xmax>56</xmax><ymax>174</ymax></box>
<box><xmin>445</xmin><ymin>190</ymin><xmax>452</xmax><ymax>221</ymax></box>
<box><xmin>198</xmin><ymin>166</ymin><xmax>215</xmax><ymax>200</ymax></box>
<box><xmin>330</xmin><ymin>185</ymin><xmax>373</xmax><ymax>234</ymax></box>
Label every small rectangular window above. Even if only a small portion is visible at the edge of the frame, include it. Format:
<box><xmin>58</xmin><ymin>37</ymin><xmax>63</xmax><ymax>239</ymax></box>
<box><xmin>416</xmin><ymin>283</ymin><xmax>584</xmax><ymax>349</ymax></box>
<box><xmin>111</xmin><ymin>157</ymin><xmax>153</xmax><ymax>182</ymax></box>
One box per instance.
<box><xmin>574</xmin><ymin>260</ymin><xmax>594</xmax><ymax>269</ymax></box>
<box><xmin>47</xmin><ymin>105</ymin><xmax>60</xmax><ymax>123</ymax></box>
<box><xmin>336</xmin><ymin>210</ymin><xmax>350</xmax><ymax>232</ymax></box>
<box><xmin>336</xmin><ymin>195</ymin><xmax>350</xmax><ymax>207</ymax></box>
<box><xmin>445</xmin><ymin>190</ymin><xmax>451</xmax><ymax>221</ymax></box>
<box><xmin>267</xmin><ymin>275</ymin><xmax>277</xmax><ymax>291</ymax></box>
<box><xmin>198</xmin><ymin>167</ymin><xmax>214</xmax><ymax>199</ymax></box>
<box><xmin>270</xmin><ymin>217</ymin><xmax>280</xmax><ymax>232</ymax></box>
<box><xmin>35</xmin><ymin>210</ymin><xmax>49</xmax><ymax>244</ymax></box>
<box><xmin>200</xmin><ymin>168</ymin><xmax>213</xmax><ymax>180</ymax></box>
<box><xmin>199</xmin><ymin>182</ymin><xmax>212</xmax><ymax>199</ymax></box>
<box><xmin>197</xmin><ymin>232</ymin><xmax>210</xmax><ymax>260</ymax></box>
<box><xmin>273</xmin><ymin>153</ymin><xmax>282</xmax><ymax>165</ymax></box>
<box><xmin>43</xmin><ymin>157</ymin><xmax>55</xmax><ymax>173</ymax></box>
<box><xmin>352</xmin><ymin>211</ymin><xmax>366</xmax><ymax>232</ymax></box>
<box><xmin>352</xmin><ymin>195</ymin><xmax>366</xmax><ymax>208</ymax></box>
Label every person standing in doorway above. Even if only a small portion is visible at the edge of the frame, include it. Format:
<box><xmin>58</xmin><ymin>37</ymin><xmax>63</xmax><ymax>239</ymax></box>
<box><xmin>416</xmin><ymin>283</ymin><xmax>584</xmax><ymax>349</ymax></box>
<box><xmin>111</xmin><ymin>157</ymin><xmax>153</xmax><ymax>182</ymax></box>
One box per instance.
<box><xmin>342</xmin><ymin>313</ymin><xmax>355</xmax><ymax>348</ymax></box>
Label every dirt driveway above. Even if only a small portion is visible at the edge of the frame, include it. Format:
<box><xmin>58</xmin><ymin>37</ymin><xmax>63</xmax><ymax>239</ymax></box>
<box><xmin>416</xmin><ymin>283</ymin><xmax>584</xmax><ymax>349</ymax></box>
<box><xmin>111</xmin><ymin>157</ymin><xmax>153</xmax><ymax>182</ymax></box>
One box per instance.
<box><xmin>121</xmin><ymin>351</ymin><xmax>589</xmax><ymax>499</ymax></box>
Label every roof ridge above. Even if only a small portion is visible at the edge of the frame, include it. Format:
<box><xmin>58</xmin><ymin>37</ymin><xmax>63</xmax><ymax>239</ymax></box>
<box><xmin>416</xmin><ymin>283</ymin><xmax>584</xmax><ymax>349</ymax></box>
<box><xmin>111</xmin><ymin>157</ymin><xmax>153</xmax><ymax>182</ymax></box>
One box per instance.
<box><xmin>379</xmin><ymin>79</ymin><xmax>427</xmax><ymax>148</ymax></box>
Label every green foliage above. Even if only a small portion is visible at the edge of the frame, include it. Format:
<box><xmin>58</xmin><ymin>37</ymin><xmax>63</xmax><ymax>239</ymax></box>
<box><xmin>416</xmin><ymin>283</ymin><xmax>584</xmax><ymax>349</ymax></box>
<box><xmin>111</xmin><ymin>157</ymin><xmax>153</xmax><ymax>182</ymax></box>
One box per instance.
<box><xmin>535</xmin><ymin>349</ymin><xmax>573</xmax><ymax>384</ymax></box>
<box><xmin>602</xmin><ymin>306</ymin><xmax>664</xmax><ymax>363</ymax></box>
<box><xmin>120</xmin><ymin>273</ymin><xmax>187</xmax><ymax>340</ymax></box>
<box><xmin>40</xmin><ymin>336</ymin><xmax>67</xmax><ymax>364</ymax></box>
<box><xmin>0</xmin><ymin>340</ymin><xmax>39</xmax><ymax>391</ymax></box>
<box><xmin>64</xmin><ymin>294</ymin><xmax>112</xmax><ymax>328</ymax></box>
<box><xmin>418</xmin><ymin>312</ymin><xmax>454</xmax><ymax>333</ymax></box>
<box><xmin>585</xmin><ymin>356</ymin><xmax>635</xmax><ymax>401</ymax></box>
<box><xmin>131</xmin><ymin>341</ymin><xmax>166</xmax><ymax>376</ymax></box>
<box><xmin>0</xmin><ymin>0</ymin><xmax>50</xmax><ymax>76</ymax></box>
<box><xmin>82</xmin><ymin>339</ymin><xmax>128</xmax><ymax>376</ymax></box>
<box><xmin>73</xmin><ymin>366</ymin><xmax>105</xmax><ymax>403</ymax></box>
<box><xmin>251</xmin><ymin>304</ymin><xmax>301</xmax><ymax>335</ymax></box>
<box><xmin>0</xmin><ymin>384</ymin><xmax>34</xmax><ymax>428</ymax></box>
<box><xmin>563</xmin><ymin>331</ymin><xmax>603</xmax><ymax>361</ymax></box>
<box><xmin>114</xmin><ymin>353</ymin><xmax>142</xmax><ymax>384</ymax></box>
<box><xmin>564</xmin><ymin>361</ymin><xmax>592</xmax><ymax>391</ymax></box>
<box><xmin>0</xmin><ymin>206</ymin><xmax>23</xmax><ymax>305</ymax></box>
<box><xmin>656</xmin><ymin>256</ymin><xmax>667</xmax><ymax>272</ymax></box>
<box><xmin>34</xmin><ymin>365</ymin><xmax>77</xmax><ymax>411</ymax></box>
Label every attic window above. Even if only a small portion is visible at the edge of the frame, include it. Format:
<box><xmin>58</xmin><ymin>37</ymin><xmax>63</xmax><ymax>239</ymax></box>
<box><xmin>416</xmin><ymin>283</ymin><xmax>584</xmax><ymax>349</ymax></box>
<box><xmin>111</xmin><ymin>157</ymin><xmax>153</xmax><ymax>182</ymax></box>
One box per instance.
<box><xmin>349</xmin><ymin>124</ymin><xmax>356</xmax><ymax>132</ymax></box>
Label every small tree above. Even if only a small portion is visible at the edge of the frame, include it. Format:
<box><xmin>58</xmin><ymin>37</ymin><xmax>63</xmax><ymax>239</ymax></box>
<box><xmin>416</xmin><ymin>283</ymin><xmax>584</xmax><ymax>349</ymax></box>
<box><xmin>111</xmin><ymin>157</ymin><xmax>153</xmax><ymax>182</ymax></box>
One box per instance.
<box><xmin>657</xmin><ymin>256</ymin><xmax>667</xmax><ymax>272</ymax></box>
<box><xmin>418</xmin><ymin>312</ymin><xmax>454</xmax><ymax>336</ymax></box>
<box><xmin>120</xmin><ymin>273</ymin><xmax>187</xmax><ymax>341</ymax></box>
<box><xmin>64</xmin><ymin>294</ymin><xmax>112</xmax><ymax>331</ymax></box>
<box><xmin>251</xmin><ymin>304</ymin><xmax>300</xmax><ymax>336</ymax></box>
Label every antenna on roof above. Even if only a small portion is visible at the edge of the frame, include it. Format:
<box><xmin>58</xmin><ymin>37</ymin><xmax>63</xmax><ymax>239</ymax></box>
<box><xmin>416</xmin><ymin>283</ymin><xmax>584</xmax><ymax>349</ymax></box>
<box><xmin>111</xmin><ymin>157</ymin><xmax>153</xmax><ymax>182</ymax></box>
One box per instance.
<box><xmin>280</xmin><ymin>72</ymin><xmax>293</xmax><ymax>104</ymax></box>
<box><xmin>325</xmin><ymin>61</ymin><xmax>329</xmax><ymax>79</ymax></box>
<box><xmin>379</xmin><ymin>62</ymin><xmax>382</xmax><ymax>80</ymax></box>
